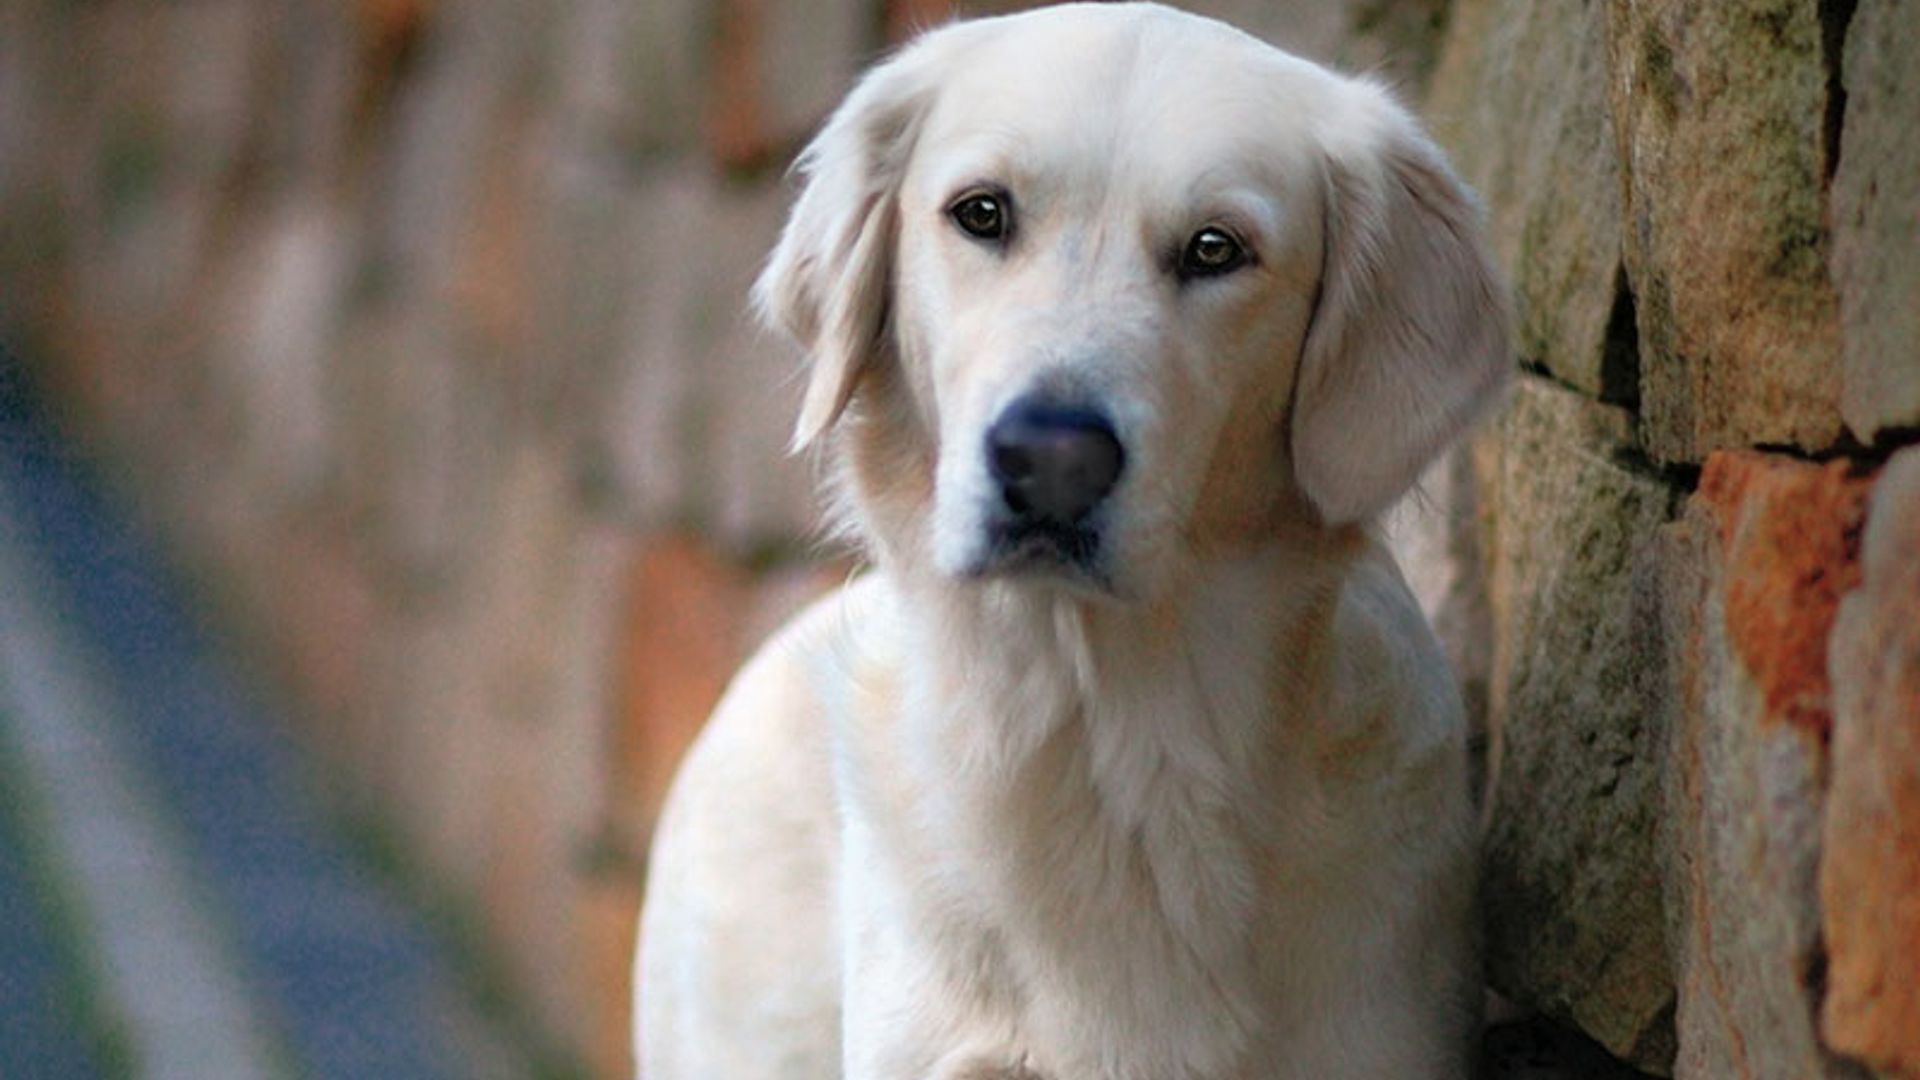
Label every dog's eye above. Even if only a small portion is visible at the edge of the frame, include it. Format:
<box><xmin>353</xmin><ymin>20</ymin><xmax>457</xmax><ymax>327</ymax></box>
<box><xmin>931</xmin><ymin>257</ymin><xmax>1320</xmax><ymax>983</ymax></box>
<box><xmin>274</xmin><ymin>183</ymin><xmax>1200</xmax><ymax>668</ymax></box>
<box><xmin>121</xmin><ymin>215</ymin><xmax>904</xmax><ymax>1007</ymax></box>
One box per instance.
<box><xmin>949</xmin><ymin>192</ymin><xmax>1010</xmax><ymax>241</ymax></box>
<box><xmin>1180</xmin><ymin>227</ymin><xmax>1248</xmax><ymax>278</ymax></box>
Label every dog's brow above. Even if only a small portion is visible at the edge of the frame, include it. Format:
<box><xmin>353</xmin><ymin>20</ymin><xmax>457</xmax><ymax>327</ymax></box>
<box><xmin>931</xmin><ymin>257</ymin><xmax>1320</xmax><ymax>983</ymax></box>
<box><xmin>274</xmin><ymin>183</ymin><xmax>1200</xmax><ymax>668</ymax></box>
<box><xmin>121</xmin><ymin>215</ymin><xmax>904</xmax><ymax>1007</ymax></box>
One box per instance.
<box><xmin>1156</xmin><ymin>172</ymin><xmax>1274</xmax><ymax>239</ymax></box>
<box><xmin>922</xmin><ymin>132</ymin><xmax>1034</xmax><ymax>196</ymax></box>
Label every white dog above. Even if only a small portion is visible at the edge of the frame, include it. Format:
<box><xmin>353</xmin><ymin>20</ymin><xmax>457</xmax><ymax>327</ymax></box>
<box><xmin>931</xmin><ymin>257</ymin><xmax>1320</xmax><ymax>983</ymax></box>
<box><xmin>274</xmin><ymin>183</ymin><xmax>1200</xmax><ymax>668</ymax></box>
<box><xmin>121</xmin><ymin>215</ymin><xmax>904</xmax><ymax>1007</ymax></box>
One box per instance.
<box><xmin>636</xmin><ymin>4</ymin><xmax>1509</xmax><ymax>1078</ymax></box>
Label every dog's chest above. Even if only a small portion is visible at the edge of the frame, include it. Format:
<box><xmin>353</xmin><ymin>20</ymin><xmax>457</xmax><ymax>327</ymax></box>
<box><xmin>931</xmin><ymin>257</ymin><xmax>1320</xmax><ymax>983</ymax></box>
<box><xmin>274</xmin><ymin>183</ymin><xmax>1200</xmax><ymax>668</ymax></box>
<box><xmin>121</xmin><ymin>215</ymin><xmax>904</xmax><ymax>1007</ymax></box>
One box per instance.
<box><xmin>845</xmin><ymin>598</ymin><xmax>1343</xmax><ymax>1078</ymax></box>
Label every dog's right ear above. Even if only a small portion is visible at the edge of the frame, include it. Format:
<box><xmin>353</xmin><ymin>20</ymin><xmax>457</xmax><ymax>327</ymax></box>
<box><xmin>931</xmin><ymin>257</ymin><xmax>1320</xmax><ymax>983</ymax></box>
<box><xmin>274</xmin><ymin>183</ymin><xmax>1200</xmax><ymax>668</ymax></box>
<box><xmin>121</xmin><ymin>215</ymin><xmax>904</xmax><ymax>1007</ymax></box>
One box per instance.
<box><xmin>754</xmin><ymin>37</ymin><xmax>948</xmax><ymax>453</ymax></box>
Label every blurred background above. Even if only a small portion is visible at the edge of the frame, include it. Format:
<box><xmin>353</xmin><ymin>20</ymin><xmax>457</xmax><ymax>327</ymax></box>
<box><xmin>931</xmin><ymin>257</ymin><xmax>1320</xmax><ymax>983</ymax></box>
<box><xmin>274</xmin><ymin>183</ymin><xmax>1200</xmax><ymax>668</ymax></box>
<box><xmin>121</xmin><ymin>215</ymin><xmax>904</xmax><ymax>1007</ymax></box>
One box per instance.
<box><xmin>0</xmin><ymin>2</ymin><xmax>1442</xmax><ymax>1077</ymax></box>
<box><xmin>4</xmin><ymin>1</ymin><xmax>1916</xmax><ymax>1079</ymax></box>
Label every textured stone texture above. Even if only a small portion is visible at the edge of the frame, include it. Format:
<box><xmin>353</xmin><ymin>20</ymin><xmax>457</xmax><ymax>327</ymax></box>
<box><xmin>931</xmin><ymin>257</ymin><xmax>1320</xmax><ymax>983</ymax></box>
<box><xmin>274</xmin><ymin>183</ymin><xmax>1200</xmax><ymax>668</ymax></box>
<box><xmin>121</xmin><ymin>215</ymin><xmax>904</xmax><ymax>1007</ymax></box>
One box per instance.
<box><xmin>555</xmin><ymin>0</ymin><xmax>709</xmax><ymax>157</ymax></box>
<box><xmin>598</xmin><ymin>169</ymin><xmax>819</xmax><ymax>552</ymax></box>
<box><xmin>1660</xmin><ymin>453</ymin><xmax>1875</xmax><ymax>1080</ymax></box>
<box><xmin>1694</xmin><ymin>454</ymin><xmax>1876</xmax><ymax>737</ymax></box>
<box><xmin>1820</xmin><ymin>446</ymin><xmax>1920</xmax><ymax>1079</ymax></box>
<box><xmin>1426</xmin><ymin>0</ymin><xmax>1629</xmax><ymax>401</ymax></box>
<box><xmin>707</xmin><ymin>0</ymin><xmax>874</xmax><ymax>166</ymax></box>
<box><xmin>1605</xmin><ymin>0</ymin><xmax>1845</xmax><ymax>462</ymax></box>
<box><xmin>611</xmin><ymin>535</ymin><xmax>752</xmax><ymax>838</ymax></box>
<box><xmin>1831</xmin><ymin>0</ymin><xmax>1920</xmax><ymax>444</ymax></box>
<box><xmin>577</xmin><ymin>866</ymin><xmax>645</xmax><ymax>1080</ymax></box>
<box><xmin>1478</xmin><ymin>376</ymin><xmax>1679</xmax><ymax>1070</ymax></box>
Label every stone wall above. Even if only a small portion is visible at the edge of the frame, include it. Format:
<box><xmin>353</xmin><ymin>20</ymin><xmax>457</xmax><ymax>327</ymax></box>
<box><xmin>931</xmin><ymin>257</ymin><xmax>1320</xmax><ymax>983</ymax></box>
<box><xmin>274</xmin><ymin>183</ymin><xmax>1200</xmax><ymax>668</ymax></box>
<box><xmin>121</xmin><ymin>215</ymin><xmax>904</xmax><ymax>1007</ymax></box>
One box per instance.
<box><xmin>1424</xmin><ymin>1</ymin><xmax>1920</xmax><ymax>1076</ymax></box>
<box><xmin>0</xmin><ymin>1</ymin><xmax>1912</xmax><ymax>1077</ymax></box>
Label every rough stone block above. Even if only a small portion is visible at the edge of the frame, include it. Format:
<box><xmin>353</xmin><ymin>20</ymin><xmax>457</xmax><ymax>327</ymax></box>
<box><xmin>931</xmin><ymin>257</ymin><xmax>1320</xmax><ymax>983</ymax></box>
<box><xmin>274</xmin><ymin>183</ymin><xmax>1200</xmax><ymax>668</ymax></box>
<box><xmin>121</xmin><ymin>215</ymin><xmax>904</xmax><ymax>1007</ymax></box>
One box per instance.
<box><xmin>448</xmin><ymin>125</ymin><xmax>537</xmax><ymax>359</ymax></box>
<box><xmin>1659</xmin><ymin>451</ymin><xmax>1876</xmax><ymax>1080</ymax></box>
<box><xmin>554</xmin><ymin>0</ymin><xmax>709</xmax><ymax>157</ymax></box>
<box><xmin>577</xmin><ymin>867</ymin><xmax>644</xmax><ymax>1080</ymax></box>
<box><xmin>1691</xmin><ymin>453</ymin><xmax>1875</xmax><ymax>738</ymax></box>
<box><xmin>220</xmin><ymin>197</ymin><xmax>353</xmax><ymax>499</ymax></box>
<box><xmin>241</xmin><ymin>524</ymin><xmax>382</xmax><ymax>763</ymax></box>
<box><xmin>1478</xmin><ymin>375</ymin><xmax>1680</xmax><ymax>1070</ymax></box>
<box><xmin>362</xmin><ymin>434</ymin><xmax>628</xmax><ymax>1072</ymax></box>
<box><xmin>376</xmin><ymin>442</ymin><xmax>591</xmax><ymax>892</ymax></box>
<box><xmin>355</xmin><ymin>315</ymin><xmax>500</xmax><ymax>587</ymax></box>
<box><xmin>1605</xmin><ymin>0</ymin><xmax>1845</xmax><ymax>463</ymax></box>
<box><xmin>1426</xmin><ymin>0</ymin><xmax>1629</xmax><ymax>401</ymax></box>
<box><xmin>374</xmin><ymin>5</ymin><xmax>511</xmax><ymax>283</ymax></box>
<box><xmin>611</xmin><ymin>533</ymin><xmax>752</xmax><ymax>837</ymax></box>
<box><xmin>598</xmin><ymin>169</ymin><xmax>708</xmax><ymax>528</ymax></box>
<box><xmin>1658</xmin><ymin>451</ymin><xmax>1866</xmax><ymax>1076</ymax></box>
<box><xmin>602</xmin><ymin>167</ymin><xmax>819</xmax><ymax>553</ymax></box>
<box><xmin>1820</xmin><ymin>445</ymin><xmax>1920</xmax><ymax>1079</ymax></box>
<box><xmin>1831</xmin><ymin>0</ymin><xmax>1920</xmax><ymax>444</ymax></box>
<box><xmin>707</xmin><ymin>0</ymin><xmax>874</xmax><ymax>168</ymax></box>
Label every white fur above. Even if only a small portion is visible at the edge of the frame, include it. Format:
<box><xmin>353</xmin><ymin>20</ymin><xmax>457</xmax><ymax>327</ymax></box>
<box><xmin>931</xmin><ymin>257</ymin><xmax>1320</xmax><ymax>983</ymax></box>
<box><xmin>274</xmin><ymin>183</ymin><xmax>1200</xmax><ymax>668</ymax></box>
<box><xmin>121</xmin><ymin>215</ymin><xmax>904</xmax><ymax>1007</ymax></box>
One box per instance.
<box><xmin>636</xmin><ymin>5</ymin><xmax>1509</xmax><ymax>1078</ymax></box>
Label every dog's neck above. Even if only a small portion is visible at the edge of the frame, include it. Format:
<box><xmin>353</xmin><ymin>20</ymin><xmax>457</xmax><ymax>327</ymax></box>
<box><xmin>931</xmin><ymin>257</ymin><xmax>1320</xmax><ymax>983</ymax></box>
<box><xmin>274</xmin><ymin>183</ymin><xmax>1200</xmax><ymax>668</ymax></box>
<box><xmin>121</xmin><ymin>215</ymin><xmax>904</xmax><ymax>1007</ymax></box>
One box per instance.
<box><xmin>886</xmin><ymin>527</ymin><xmax>1363</xmax><ymax>772</ymax></box>
<box><xmin>875</xmin><ymin>520</ymin><xmax>1372</xmax><ymax>815</ymax></box>
<box><xmin>854</xmin><ymin>535</ymin><xmax>1370</xmax><ymax>1074</ymax></box>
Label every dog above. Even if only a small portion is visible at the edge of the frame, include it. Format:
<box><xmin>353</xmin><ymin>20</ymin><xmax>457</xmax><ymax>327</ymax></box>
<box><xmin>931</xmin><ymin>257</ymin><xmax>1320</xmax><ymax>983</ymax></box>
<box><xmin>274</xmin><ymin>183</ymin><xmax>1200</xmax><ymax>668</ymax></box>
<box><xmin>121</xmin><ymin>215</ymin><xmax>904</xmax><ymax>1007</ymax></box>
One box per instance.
<box><xmin>635</xmin><ymin>4</ymin><xmax>1509</xmax><ymax>1077</ymax></box>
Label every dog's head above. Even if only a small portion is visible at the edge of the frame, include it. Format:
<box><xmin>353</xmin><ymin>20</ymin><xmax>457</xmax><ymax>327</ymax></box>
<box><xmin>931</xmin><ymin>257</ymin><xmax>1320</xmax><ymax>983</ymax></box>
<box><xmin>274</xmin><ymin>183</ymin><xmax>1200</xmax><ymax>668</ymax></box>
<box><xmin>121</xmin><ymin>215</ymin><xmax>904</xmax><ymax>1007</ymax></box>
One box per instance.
<box><xmin>756</xmin><ymin>3</ymin><xmax>1509</xmax><ymax>601</ymax></box>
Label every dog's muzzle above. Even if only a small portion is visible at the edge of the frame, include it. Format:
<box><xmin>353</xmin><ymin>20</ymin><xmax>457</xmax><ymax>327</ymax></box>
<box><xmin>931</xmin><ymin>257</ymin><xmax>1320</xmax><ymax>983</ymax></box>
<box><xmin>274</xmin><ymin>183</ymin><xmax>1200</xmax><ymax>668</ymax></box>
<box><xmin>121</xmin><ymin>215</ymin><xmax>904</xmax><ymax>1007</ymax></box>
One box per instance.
<box><xmin>980</xmin><ymin>396</ymin><xmax>1124</xmax><ymax>576</ymax></box>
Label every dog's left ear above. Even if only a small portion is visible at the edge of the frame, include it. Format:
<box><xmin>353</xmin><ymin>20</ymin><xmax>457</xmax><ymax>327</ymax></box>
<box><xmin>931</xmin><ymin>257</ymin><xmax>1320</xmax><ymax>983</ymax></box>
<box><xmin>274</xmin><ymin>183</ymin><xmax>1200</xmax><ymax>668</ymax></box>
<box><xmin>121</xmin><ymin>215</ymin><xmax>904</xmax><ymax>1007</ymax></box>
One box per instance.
<box><xmin>1290</xmin><ymin>87</ymin><xmax>1511</xmax><ymax>524</ymax></box>
<box><xmin>754</xmin><ymin>36</ymin><xmax>951</xmax><ymax>453</ymax></box>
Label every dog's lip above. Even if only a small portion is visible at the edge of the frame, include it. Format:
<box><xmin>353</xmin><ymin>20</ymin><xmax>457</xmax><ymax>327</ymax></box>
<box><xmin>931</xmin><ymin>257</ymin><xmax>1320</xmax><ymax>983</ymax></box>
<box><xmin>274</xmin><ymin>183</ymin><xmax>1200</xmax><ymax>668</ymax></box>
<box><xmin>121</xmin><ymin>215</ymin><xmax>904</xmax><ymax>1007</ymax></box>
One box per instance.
<box><xmin>965</xmin><ymin>520</ymin><xmax>1116</xmax><ymax>592</ymax></box>
<box><xmin>998</xmin><ymin>519</ymin><xmax>1099</xmax><ymax>561</ymax></box>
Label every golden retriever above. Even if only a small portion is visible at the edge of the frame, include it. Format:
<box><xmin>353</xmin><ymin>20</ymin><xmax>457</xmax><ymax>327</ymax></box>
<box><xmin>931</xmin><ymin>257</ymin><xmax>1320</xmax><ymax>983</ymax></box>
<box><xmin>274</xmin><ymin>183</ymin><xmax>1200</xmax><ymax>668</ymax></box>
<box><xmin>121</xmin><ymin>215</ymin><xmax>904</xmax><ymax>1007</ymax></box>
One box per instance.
<box><xmin>636</xmin><ymin>4</ymin><xmax>1509</xmax><ymax>1077</ymax></box>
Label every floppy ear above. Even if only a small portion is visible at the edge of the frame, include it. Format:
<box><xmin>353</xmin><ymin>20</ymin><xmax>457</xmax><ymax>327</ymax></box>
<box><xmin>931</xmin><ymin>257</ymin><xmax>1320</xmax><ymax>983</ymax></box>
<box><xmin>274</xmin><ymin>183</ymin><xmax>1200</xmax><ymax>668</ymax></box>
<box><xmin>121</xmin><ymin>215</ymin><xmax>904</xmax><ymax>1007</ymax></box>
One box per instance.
<box><xmin>1290</xmin><ymin>88</ymin><xmax>1511</xmax><ymax>524</ymax></box>
<box><xmin>753</xmin><ymin>37</ymin><xmax>947</xmax><ymax>452</ymax></box>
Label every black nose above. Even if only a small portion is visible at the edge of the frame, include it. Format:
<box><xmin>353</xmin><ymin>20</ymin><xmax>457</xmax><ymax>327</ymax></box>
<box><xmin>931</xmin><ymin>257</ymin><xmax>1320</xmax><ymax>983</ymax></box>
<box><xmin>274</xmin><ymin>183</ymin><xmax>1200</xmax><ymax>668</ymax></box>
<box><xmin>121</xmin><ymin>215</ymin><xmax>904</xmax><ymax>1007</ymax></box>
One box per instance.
<box><xmin>986</xmin><ymin>398</ymin><xmax>1125</xmax><ymax>525</ymax></box>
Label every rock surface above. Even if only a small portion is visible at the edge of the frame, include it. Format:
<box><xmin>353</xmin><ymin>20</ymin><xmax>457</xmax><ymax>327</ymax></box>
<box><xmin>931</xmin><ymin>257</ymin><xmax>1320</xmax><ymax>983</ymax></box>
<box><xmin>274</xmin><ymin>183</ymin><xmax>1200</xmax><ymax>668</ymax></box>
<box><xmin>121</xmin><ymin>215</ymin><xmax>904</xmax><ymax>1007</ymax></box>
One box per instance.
<box><xmin>1477</xmin><ymin>376</ymin><xmax>1679</xmax><ymax>1071</ymax></box>
<box><xmin>706</xmin><ymin>0</ymin><xmax>874</xmax><ymax>167</ymax></box>
<box><xmin>1604</xmin><ymin>0</ymin><xmax>1845</xmax><ymax>462</ymax></box>
<box><xmin>1820</xmin><ymin>446</ymin><xmax>1920</xmax><ymax>1080</ymax></box>
<box><xmin>1426</xmin><ymin>0</ymin><xmax>1628</xmax><ymax>401</ymax></box>
<box><xmin>1830</xmin><ymin>0</ymin><xmax>1920</xmax><ymax>444</ymax></box>
<box><xmin>1659</xmin><ymin>453</ymin><xmax>1876</xmax><ymax>1080</ymax></box>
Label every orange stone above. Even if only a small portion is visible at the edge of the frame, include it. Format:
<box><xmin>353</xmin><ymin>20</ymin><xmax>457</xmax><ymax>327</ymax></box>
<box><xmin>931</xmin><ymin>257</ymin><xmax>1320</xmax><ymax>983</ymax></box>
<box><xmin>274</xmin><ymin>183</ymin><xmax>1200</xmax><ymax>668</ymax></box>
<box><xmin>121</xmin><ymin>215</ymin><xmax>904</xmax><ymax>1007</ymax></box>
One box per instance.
<box><xmin>354</xmin><ymin>0</ymin><xmax>429</xmax><ymax>44</ymax></box>
<box><xmin>258</xmin><ymin>528</ymin><xmax>380</xmax><ymax>752</ymax></box>
<box><xmin>612</xmin><ymin>533</ymin><xmax>752</xmax><ymax>834</ymax></box>
<box><xmin>577</xmin><ymin>872</ymin><xmax>645</xmax><ymax>1080</ymax></box>
<box><xmin>1696</xmin><ymin>451</ymin><xmax>1875</xmax><ymax>736</ymax></box>
<box><xmin>706</xmin><ymin>0</ymin><xmax>773</xmax><ymax>170</ymax></box>
<box><xmin>1820</xmin><ymin>449</ymin><xmax>1920</xmax><ymax>1079</ymax></box>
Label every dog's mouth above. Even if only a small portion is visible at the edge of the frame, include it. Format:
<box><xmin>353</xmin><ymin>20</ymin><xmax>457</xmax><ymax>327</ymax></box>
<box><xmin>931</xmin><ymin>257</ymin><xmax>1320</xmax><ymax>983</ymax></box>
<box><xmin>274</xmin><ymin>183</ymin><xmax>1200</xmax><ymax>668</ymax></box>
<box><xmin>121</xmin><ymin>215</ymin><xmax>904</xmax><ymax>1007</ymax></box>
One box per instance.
<box><xmin>967</xmin><ymin>519</ymin><xmax>1113</xmax><ymax>590</ymax></box>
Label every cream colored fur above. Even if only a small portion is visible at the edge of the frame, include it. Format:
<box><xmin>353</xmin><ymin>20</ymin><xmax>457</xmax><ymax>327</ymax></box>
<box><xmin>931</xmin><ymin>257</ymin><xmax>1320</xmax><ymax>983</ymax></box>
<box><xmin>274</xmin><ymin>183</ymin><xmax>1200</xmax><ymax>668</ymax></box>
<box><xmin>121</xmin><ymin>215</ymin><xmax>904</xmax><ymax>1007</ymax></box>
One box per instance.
<box><xmin>636</xmin><ymin>5</ymin><xmax>1510</xmax><ymax>1078</ymax></box>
